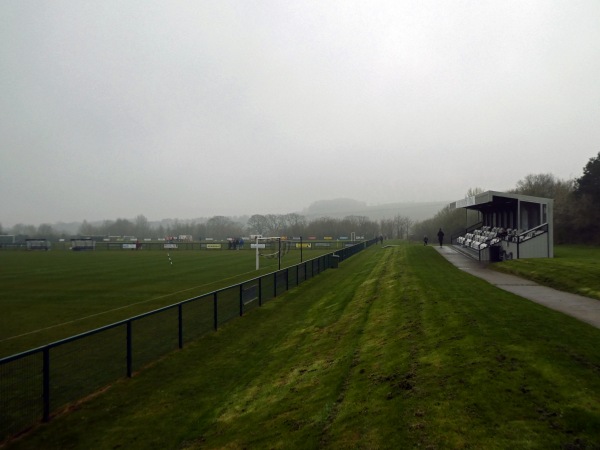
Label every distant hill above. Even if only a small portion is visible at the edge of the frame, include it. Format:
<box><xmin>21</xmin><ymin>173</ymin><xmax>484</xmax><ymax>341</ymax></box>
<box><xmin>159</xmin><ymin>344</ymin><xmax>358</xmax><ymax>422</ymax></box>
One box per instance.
<box><xmin>301</xmin><ymin>198</ymin><xmax>449</xmax><ymax>222</ymax></box>
<box><xmin>301</xmin><ymin>198</ymin><xmax>368</xmax><ymax>216</ymax></box>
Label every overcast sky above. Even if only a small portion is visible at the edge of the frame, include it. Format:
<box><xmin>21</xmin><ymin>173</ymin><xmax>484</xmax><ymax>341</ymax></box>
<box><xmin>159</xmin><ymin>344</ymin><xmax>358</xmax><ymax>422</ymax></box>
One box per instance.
<box><xmin>2</xmin><ymin>1</ymin><xmax>599</xmax><ymax>227</ymax></box>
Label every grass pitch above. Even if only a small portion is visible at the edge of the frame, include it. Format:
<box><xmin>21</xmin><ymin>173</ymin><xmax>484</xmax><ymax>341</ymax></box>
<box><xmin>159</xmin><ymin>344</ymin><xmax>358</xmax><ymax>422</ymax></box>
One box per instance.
<box><xmin>5</xmin><ymin>242</ymin><xmax>600</xmax><ymax>449</ymax></box>
<box><xmin>0</xmin><ymin>248</ymin><xmax>331</xmax><ymax>357</ymax></box>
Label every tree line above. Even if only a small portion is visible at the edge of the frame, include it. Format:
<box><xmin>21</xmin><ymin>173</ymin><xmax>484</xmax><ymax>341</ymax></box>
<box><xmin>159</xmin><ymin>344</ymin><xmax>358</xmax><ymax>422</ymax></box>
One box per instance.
<box><xmin>412</xmin><ymin>151</ymin><xmax>600</xmax><ymax>245</ymax></box>
<box><xmin>1</xmin><ymin>213</ymin><xmax>405</xmax><ymax>242</ymax></box>
<box><xmin>3</xmin><ymin>151</ymin><xmax>599</xmax><ymax>244</ymax></box>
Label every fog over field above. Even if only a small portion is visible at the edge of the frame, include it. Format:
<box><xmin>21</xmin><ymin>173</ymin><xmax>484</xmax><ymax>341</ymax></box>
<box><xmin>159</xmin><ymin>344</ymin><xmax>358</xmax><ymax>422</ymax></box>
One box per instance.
<box><xmin>2</xmin><ymin>1</ymin><xmax>599</xmax><ymax>227</ymax></box>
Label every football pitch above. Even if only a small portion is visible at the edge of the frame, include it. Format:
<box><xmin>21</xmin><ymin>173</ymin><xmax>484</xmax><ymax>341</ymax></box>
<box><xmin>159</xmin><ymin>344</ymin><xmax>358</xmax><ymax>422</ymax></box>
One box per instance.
<box><xmin>0</xmin><ymin>248</ymin><xmax>333</xmax><ymax>358</ymax></box>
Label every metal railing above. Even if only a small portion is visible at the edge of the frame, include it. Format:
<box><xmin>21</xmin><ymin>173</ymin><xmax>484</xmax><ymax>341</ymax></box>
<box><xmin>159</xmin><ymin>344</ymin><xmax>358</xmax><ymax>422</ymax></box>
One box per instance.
<box><xmin>0</xmin><ymin>239</ymin><xmax>377</xmax><ymax>442</ymax></box>
<box><xmin>451</xmin><ymin>223</ymin><xmax>550</xmax><ymax>262</ymax></box>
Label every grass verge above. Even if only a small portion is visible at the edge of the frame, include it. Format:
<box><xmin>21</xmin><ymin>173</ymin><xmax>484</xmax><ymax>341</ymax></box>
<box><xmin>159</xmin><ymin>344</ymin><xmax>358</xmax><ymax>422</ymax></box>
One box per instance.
<box><xmin>493</xmin><ymin>245</ymin><xmax>600</xmax><ymax>301</ymax></box>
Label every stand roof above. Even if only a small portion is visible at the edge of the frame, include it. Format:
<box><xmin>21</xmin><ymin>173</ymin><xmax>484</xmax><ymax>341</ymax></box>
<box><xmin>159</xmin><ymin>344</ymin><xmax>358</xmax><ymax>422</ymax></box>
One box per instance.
<box><xmin>451</xmin><ymin>190</ymin><xmax>553</xmax><ymax>212</ymax></box>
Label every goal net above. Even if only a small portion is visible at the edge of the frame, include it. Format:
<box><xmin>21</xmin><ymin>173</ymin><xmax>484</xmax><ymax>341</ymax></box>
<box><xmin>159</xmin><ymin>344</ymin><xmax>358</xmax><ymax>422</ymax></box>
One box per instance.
<box><xmin>253</xmin><ymin>237</ymin><xmax>290</xmax><ymax>270</ymax></box>
<box><xmin>259</xmin><ymin>239</ymin><xmax>291</xmax><ymax>258</ymax></box>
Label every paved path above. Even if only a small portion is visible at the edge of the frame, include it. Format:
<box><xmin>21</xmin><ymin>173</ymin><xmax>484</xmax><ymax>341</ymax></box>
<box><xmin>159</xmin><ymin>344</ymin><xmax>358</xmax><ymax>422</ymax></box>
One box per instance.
<box><xmin>433</xmin><ymin>245</ymin><xmax>600</xmax><ymax>329</ymax></box>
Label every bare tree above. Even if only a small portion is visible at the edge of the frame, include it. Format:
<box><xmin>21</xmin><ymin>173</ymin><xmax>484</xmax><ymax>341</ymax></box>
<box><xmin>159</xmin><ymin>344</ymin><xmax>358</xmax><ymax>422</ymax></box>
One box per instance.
<box><xmin>511</xmin><ymin>173</ymin><xmax>577</xmax><ymax>243</ymax></box>
<box><xmin>283</xmin><ymin>213</ymin><xmax>306</xmax><ymax>236</ymax></box>
<box><xmin>393</xmin><ymin>215</ymin><xmax>413</xmax><ymax>240</ymax></box>
<box><xmin>134</xmin><ymin>215</ymin><xmax>151</xmax><ymax>238</ymax></box>
<box><xmin>379</xmin><ymin>218</ymin><xmax>393</xmax><ymax>239</ymax></box>
<box><xmin>11</xmin><ymin>223</ymin><xmax>36</xmax><ymax>237</ymax></box>
<box><xmin>78</xmin><ymin>220</ymin><xmax>96</xmax><ymax>236</ymax></box>
<box><xmin>512</xmin><ymin>173</ymin><xmax>569</xmax><ymax>198</ymax></box>
<box><xmin>37</xmin><ymin>223</ymin><xmax>56</xmax><ymax>239</ymax></box>
<box><xmin>206</xmin><ymin>216</ymin><xmax>243</xmax><ymax>239</ymax></box>
<box><xmin>465</xmin><ymin>187</ymin><xmax>485</xmax><ymax>197</ymax></box>
<box><xmin>247</xmin><ymin>214</ymin><xmax>269</xmax><ymax>235</ymax></box>
<box><xmin>263</xmin><ymin>214</ymin><xmax>287</xmax><ymax>236</ymax></box>
<box><xmin>306</xmin><ymin>217</ymin><xmax>340</xmax><ymax>238</ymax></box>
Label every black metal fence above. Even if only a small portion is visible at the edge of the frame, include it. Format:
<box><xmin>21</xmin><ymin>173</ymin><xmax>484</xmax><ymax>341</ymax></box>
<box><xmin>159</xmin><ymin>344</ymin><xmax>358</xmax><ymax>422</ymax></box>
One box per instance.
<box><xmin>0</xmin><ymin>239</ymin><xmax>377</xmax><ymax>442</ymax></box>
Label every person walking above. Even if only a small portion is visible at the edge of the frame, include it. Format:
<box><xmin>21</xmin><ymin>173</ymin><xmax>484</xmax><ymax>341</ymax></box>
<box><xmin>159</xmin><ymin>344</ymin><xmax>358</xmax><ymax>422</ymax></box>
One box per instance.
<box><xmin>423</xmin><ymin>235</ymin><xmax>428</xmax><ymax>246</ymax></box>
<box><xmin>437</xmin><ymin>228</ymin><xmax>445</xmax><ymax>247</ymax></box>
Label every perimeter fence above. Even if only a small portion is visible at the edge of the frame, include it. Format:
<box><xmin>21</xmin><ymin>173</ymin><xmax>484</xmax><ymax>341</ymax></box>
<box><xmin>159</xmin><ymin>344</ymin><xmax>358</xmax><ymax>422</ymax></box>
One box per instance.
<box><xmin>0</xmin><ymin>239</ymin><xmax>377</xmax><ymax>442</ymax></box>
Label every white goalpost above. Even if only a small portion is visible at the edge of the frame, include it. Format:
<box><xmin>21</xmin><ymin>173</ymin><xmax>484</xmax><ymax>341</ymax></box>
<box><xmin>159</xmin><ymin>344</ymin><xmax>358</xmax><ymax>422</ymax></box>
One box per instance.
<box><xmin>252</xmin><ymin>236</ymin><xmax>289</xmax><ymax>270</ymax></box>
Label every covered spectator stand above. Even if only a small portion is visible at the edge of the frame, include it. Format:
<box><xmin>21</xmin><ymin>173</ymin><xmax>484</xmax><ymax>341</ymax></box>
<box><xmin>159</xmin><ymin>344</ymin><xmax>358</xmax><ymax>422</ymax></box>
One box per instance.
<box><xmin>452</xmin><ymin>191</ymin><xmax>553</xmax><ymax>262</ymax></box>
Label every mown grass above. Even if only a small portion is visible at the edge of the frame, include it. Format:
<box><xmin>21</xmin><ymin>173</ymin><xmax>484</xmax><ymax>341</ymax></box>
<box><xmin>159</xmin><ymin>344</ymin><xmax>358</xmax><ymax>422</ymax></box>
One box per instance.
<box><xmin>0</xmin><ymin>249</ymin><xmax>330</xmax><ymax>357</ymax></box>
<box><xmin>5</xmin><ymin>242</ymin><xmax>600</xmax><ymax>449</ymax></box>
<box><xmin>493</xmin><ymin>245</ymin><xmax>600</xmax><ymax>301</ymax></box>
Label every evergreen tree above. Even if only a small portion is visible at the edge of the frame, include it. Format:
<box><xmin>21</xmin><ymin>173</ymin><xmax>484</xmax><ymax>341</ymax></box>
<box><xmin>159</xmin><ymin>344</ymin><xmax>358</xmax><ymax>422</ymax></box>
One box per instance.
<box><xmin>575</xmin><ymin>151</ymin><xmax>600</xmax><ymax>201</ymax></box>
<box><xmin>570</xmin><ymin>152</ymin><xmax>600</xmax><ymax>243</ymax></box>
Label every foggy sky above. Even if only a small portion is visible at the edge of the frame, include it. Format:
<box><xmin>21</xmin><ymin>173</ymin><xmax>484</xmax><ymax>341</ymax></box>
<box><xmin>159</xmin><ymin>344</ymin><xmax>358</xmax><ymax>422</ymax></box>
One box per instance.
<box><xmin>2</xmin><ymin>1</ymin><xmax>599</xmax><ymax>227</ymax></box>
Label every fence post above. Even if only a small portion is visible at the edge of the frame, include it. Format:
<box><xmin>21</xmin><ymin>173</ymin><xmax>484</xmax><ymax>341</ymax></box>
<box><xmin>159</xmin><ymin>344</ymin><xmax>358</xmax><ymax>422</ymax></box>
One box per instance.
<box><xmin>285</xmin><ymin>268</ymin><xmax>289</xmax><ymax>292</ymax></box>
<box><xmin>43</xmin><ymin>346</ymin><xmax>50</xmax><ymax>422</ymax></box>
<box><xmin>259</xmin><ymin>277</ymin><xmax>262</xmax><ymax>306</ymax></box>
<box><xmin>273</xmin><ymin>272</ymin><xmax>277</xmax><ymax>298</ymax></box>
<box><xmin>239</xmin><ymin>284</ymin><xmax>244</xmax><ymax>316</ymax></box>
<box><xmin>126</xmin><ymin>321</ymin><xmax>132</xmax><ymax>378</ymax></box>
<box><xmin>178</xmin><ymin>304</ymin><xmax>183</xmax><ymax>349</ymax></box>
<box><xmin>213</xmin><ymin>292</ymin><xmax>218</xmax><ymax>330</ymax></box>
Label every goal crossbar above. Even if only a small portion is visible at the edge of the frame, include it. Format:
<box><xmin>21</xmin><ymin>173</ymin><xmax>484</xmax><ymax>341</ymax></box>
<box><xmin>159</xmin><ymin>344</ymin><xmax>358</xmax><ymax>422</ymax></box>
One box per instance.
<box><xmin>254</xmin><ymin>236</ymin><xmax>283</xmax><ymax>270</ymax></box>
